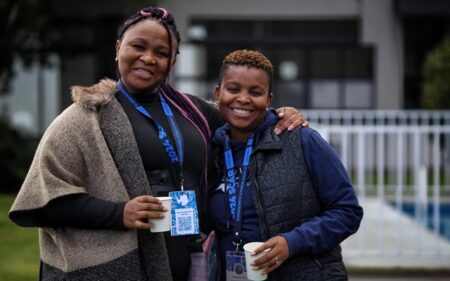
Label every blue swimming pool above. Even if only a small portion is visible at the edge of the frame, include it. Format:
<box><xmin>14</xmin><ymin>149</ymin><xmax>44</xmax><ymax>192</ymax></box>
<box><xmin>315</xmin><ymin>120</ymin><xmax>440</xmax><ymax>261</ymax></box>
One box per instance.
<box><xmin>399</xmin><ymin>203</ymin><xmax>450</xmax><ymax>241</ymax></box>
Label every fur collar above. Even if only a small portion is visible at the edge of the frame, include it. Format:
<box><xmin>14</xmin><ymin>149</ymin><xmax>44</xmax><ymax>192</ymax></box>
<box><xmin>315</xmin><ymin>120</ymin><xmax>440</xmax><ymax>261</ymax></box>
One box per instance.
<box><xmin>71</xmin><ymin>78</ymin><xmax>117</xmax><ymax>111</ymax></box>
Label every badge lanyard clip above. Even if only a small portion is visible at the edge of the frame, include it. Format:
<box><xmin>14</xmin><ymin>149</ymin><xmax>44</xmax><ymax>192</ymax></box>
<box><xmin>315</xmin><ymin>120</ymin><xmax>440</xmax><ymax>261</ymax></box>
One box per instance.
<box><xmin>233</xmin><ymin>238</ymin><xmax>243</xmax><ymax>253</ymax></box>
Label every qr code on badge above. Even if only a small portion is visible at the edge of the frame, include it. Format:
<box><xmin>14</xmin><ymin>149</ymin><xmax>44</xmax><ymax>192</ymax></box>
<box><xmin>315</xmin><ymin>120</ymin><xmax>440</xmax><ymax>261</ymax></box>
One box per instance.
<box><xmin>175</xmin><ymin>208</ymin><xmax>194</xmax><ymax>235</ymax></box>
<box><xmin>169</xmin><ymin>190</ymin><xmax>200</xmax><ymax>236</ymax></box>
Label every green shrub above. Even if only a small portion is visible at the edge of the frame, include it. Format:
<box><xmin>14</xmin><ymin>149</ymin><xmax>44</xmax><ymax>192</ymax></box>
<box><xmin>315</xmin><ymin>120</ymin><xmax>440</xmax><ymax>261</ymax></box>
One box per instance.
<box><xmin>421</xmin><ymin>38</ymin><xmax>450</xmax><ymax>109</ymax></box>
<box><xmin>0</xmin><ymin>119</ymin><xmax>38</xmax><ymax>193</ymax></box>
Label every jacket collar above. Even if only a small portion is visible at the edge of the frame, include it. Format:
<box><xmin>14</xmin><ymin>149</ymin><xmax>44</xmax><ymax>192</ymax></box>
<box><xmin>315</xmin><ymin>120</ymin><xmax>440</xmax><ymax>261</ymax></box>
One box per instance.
<box><xmin>213</xmin><ymin>110</ymin><xmax>283</xmax><ymax>151</ymax></box>
<box><xmin>255</xmin><ymin>125</ymin><xmax>283</xmax><ymax>151</ymax></box>
<box><xmin>71</xmin><ymin>78</ymin><xmax>117</xmax><ymax>112</ymax></box>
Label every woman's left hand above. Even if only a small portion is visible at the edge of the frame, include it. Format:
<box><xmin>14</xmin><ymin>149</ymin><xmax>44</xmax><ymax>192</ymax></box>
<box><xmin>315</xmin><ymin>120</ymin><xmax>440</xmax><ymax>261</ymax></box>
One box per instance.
<box><xmin>250</xmin><ymin>236</ymin><xmax>290</xmax><ymax>275</ymax></box>
<box><xmin>275</xmin><ymin>107</ymin><xmax>309</xmax><ymax>135</ymax></box>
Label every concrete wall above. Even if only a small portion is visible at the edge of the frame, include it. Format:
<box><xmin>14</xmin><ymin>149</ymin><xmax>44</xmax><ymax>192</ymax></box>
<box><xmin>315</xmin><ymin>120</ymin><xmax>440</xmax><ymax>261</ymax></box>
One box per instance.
<box><xmin>360</xmin><ymin>0</ymin><xmax>404</xmax><ymax>109</ymax></box>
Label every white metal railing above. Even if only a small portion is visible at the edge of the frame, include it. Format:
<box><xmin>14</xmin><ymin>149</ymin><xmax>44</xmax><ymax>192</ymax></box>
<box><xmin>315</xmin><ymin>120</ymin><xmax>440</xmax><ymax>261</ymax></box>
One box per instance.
<box><xmin>304</xmin><ymin>110</ymin><xmax>450</xmax><ymax>260</ymax></box>
<box><xmin>304</xmin><ymin>110</ymin><xmax>450</xmax><ymax>126</ymax></box>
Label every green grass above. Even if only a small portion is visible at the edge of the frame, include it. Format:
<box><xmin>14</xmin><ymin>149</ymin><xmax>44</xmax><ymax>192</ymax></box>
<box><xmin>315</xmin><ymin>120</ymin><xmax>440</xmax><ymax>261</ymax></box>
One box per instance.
<box><xmin>0</xmin><ymin>194</ymin><xmax>39</xmax><ymax>281</ymax></box>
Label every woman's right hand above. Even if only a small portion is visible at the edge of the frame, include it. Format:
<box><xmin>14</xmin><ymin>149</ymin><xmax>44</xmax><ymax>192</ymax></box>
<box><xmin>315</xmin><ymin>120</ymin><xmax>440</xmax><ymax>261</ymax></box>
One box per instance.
<box><xmin>123</xmin><ymin>195</ymin><xmax>168</xmax><ymax>229</ymax></box>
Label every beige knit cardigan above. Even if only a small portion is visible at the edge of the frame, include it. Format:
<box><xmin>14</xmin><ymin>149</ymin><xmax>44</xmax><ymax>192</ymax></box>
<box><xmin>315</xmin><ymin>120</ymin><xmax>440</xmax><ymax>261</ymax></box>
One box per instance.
<box><xmin>10</xmin><ymin>79</ymin><xmax>172</xmax><ymax>280</ymax></box>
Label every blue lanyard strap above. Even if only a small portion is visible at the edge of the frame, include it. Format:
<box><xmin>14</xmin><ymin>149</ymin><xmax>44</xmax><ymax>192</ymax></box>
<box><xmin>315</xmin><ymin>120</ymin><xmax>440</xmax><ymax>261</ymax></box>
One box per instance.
<box><xmin>118</xmin><ymin>81</ymin><xmax>185</xmax><ymax>190</ymax></box>
<box><xmin>159</xmin><ymin>94</ymin><xmax>184</xmax><ymax>169</ymax></box>
<box><xmin>224</xmin><ymin>135</ymin><xmax>254</xmax><ymax>249</ymax></box>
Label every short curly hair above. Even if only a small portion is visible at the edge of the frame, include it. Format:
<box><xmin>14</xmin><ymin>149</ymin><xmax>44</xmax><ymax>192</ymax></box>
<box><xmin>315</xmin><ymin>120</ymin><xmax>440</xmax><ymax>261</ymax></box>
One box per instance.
<box><xmin>218</xmin><ymin>49</ymin><xmax>273</xmax><ymax>93</ymax></box>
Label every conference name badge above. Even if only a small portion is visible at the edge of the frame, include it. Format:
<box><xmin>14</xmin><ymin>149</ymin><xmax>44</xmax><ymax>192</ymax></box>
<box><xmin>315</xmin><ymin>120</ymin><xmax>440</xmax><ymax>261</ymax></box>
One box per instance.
<box><xmin>169</xmin><ymin>190</ymin><xmax>200</xmax><ymax>236</ymax></box>
<box><xmin>225</xmin><ymin>251</ymin><xmax>247</xmax><ymax>281</ymax></box>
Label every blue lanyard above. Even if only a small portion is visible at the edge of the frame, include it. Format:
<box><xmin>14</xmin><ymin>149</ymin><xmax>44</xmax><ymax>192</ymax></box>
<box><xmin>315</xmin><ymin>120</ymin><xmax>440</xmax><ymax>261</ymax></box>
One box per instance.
<box><xmin>224</xmin><ymin>134</ymin><xmax>254</xmax><ymax>249</ymax></box>
<box><xmin>118</xmin><ymin>81</ymin><xmax>185</xmax><ymax>190</ymax></box>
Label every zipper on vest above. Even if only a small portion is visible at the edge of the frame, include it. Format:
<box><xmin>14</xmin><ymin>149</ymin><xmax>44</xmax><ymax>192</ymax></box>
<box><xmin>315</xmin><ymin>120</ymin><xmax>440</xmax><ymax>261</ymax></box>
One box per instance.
<box><xmin>313</xmin><ymin>258</ymin><xmax>324</xmax><ymax>270</ymax></box>
<box><xmin>251</xmin><ymin>136</ymin><xmax>287</xmax><ymax>280</ymax></box>
<box><xmin>249</xmin><ymin>150</ymin><xmax>269</xmax><ymax>239</ymax></box>
<box><xmin>253</xmin><ymin>178</ymin><xmax>269</xmax><ymax>239</ymax></box>
<box><xmin>253</xmin><ymin>155</ymin><xmax>270</xmax><ymax>239</ymax></box>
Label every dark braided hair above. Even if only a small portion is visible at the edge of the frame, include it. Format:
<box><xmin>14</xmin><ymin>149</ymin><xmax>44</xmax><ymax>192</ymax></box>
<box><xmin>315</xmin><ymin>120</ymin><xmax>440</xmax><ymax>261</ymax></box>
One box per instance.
<box><xmin>116</xmin><ymin>6</ymin><xmax>212</xmax><ymax>206</ymax></box>
<box><xmin>218</xmin><ymin>49</ymin><xmax>274</xmax><ymax>93</ymax></box>
<box><xmin>117</xmin><ymin>6</ymin><xmax>181</xmax><ymax>78</ymax></box>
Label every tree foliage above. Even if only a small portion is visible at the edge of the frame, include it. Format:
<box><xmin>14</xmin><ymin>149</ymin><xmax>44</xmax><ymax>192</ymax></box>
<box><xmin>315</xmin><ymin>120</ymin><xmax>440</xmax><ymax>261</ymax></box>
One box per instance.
<box><xmin>0</xmin><ymin>0</ymin><xmax>59</xmax><ymax>95</ymax></box>
<box><xmin>421</xmin><ymin>37</ymin><xmax>450</xmax><ymax>109</ymax></box>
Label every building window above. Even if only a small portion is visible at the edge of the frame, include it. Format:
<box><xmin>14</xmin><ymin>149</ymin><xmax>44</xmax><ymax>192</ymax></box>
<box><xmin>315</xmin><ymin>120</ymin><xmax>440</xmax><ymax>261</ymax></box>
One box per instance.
<box><xmin>189</xmin><ymin>19</ymin><xmax>373</xmax><ymax>109</ymax></box>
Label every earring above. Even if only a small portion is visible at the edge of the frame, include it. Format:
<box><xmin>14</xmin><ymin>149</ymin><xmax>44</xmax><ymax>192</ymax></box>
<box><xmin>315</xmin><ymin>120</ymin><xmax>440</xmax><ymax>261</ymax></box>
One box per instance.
<box><xmin>115</xmin><ymin>57</ymin><xmax>118</xmax><ymax>62</ymax></box>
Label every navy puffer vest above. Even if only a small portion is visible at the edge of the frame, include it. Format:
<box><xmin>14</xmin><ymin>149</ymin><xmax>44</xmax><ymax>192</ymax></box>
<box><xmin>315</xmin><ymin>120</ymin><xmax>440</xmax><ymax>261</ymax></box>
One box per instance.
<box><xmin>250</xmin><ymin>125</ymin><xmax>347</xmax><ymax>281</ymax></box>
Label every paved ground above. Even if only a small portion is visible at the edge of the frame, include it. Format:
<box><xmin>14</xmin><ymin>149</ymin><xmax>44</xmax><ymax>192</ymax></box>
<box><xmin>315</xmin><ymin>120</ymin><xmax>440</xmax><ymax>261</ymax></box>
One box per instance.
<box><xmin>342</xmin><ymin>198</ymin><xmax>450</xmax><ymax>269</ymax></box>
<box><xmin>342</xmin><ymin>198</ymin><xmax>450</xmax><ymax>280</ymax></box>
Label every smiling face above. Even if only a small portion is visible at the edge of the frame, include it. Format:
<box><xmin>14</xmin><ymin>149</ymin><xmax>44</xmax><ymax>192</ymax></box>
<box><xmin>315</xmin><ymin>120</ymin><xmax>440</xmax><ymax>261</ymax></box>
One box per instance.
<box><xmin>115</xmin><ymin>19</ymin><xmax>176</xmax><ymax>94</ymax></box>
<box><xmin>215</xmin><ymin>65</ymin><xmax>272</xmax><ymax>142</ymax></box>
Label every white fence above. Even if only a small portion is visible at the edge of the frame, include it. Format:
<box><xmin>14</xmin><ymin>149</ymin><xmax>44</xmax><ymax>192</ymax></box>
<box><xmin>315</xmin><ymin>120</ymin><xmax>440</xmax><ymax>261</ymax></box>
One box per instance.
<box><xmin>304</xmin><ymin>110</ymin><xmax>450</xmax><ymax>126</ymax></box>
<box><xmin>303</xmin><ymin>110</ymin><xmax>450</xmax><ymax>261</ymax></box>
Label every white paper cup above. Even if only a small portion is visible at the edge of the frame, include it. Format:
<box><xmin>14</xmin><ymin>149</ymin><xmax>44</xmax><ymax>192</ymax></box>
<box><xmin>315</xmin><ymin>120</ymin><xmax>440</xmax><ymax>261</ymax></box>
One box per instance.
<box><xmin>243</xmin><ymin>242</ymin><xmax>270</xmax><ymax>281</ymax></box>
<box><xmin>149</xmin><ymin>196</ymin><xmax>172</xmax><ymax>232</ymax></box>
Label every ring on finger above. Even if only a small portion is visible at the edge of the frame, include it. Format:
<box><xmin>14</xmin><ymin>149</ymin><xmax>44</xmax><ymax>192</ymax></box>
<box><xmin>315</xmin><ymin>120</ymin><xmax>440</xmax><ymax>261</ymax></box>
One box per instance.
<box><xmin>274</xmin><ymin>256</ymin><xmax>280</xmax><ymax>265</ymax></box>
